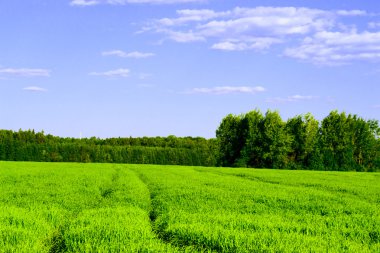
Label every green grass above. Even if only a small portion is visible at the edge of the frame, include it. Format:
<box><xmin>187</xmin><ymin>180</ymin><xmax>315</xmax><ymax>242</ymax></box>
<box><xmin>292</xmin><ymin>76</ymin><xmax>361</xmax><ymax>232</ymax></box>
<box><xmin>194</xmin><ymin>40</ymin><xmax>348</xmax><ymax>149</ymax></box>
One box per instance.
<box><xmin>0</xmin><ymin>161</ymin><xmax>379</xmax><ymax>252</ymax></box>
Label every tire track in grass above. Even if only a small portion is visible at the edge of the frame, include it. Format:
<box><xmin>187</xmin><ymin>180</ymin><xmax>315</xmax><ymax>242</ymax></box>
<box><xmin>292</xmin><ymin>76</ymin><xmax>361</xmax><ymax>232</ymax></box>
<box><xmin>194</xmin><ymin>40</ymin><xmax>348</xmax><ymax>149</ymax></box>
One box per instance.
<box><xmin>130</xmin><ymin>166</ymin><xmax>227</xmax><ymax>252</ymax></box>
<box><xmin>45</xmin><ymin>206</ymin><xmax>86</xmax><ymax>252</ymax></box>
<box><xmin>46</xmin><ymin>166</ymin><xmax>122</xmax><ymax>253</ymax></box>
<box><xmin>47</xmin><ymin>224</ymin><xmax>67</xmax><ymax>253</ymax></box>
<box><xmin>129</xmin><ymin>168</ymin><xmax>166</xmax><ymax>240</ymax></box>
<box><xmin>129</xmin><ymin>166</ymin><xmax>189</xmax><ymax>252</ymax></box>
<box><xmin>130</xmin><ymin>167</ymin><xmax>205</xmax><ymax>252</ymax></box>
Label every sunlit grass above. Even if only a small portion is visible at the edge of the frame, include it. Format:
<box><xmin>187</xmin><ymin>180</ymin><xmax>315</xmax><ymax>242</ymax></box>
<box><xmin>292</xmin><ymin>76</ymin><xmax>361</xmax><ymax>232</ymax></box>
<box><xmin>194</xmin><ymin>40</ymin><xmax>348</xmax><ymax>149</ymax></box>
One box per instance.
<box><xmin>0</xmin><ymin>161</ymin><xmax>379</xmax><ymax>252</ymax></box>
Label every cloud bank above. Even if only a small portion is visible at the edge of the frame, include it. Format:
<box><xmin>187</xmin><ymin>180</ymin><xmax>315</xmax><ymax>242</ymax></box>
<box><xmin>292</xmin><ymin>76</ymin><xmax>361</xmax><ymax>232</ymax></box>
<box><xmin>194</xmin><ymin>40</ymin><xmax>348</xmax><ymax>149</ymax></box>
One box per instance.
<box><xmin>143</xmin><ymin>6</ymin><xmax>380</xmax><ymax>65</ymax></box>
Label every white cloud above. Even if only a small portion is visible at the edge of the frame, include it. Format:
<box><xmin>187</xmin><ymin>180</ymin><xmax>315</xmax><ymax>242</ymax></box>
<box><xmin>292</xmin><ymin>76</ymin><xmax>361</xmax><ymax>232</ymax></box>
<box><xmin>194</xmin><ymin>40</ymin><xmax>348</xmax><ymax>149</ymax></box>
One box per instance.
<box><xmin>142</xmin><ymin>6</ymin><xmax>380</xmax><ymax>65</ymax></box>
<box><xmin>157</xmin><ymin>9</ymin><xmax>227</xmax><ymax>26</ymax></box>
<box><xmin>336</xmin><ymin>10</ymin><xmax>367</xmax><ymax>16</ymax></box>
<box><xmin>284</xmin><ymin>31</ymin><xmax>380</xmax><ymax>65</ymax></box>
<box><xmin>89</xmin><ymin>68</ymin><xmax>130</xmax><ymax>77</ymax></box>
<box><xmin>161</xmin><ymin>29</ymin><xmax>206</xmax><ymax>42</ymax></box>
<box><xmin>23</xmin><ymin>86</ymin><xmax>48</xmax><ymax>92</ymax></box>
<box><xmin>198</xmin><ymin>7</ymin><xmax>334</xmax><ymax>37</ymax></box>
<box><xmin>102</xmin><ymin>50</ymin><xmax>155</xmax><ymax>58</ymax></box>
<box><xmin>188</xmin><ymin>86</ymin><xmax>266</xmax><ymax>95</ymax></box>
<box><xmin>211</xmin><ymin>37</ymin><xmax>282</xmax><ymax>51</ymax></box>
<box><xmin>70</xmin><ymin>0</ymin><xmax>205</xmax><ymax>6</ymax></box>
<box><xmin>146</xmin><ymin>6</ymin><xmax>337</xmax><ymax>51</ymax></box>
<box><xmin>316</xmin><ymin>30</ymin><xmax>380</xmax><ymax>44</ymax></box>
<box><xmin>0</xmin><ymin>68</ymin><xmax>50</xmax><ymax>77</ymax></box>
<box><xmin>267</xmin><ymin>95</ymin><xmax>318</xmax><ymax>103</ymax></box>
<box><xmin>70</xmin><ymin>0</ymin><xmax>99</xmax><ymax>6</ymax></box>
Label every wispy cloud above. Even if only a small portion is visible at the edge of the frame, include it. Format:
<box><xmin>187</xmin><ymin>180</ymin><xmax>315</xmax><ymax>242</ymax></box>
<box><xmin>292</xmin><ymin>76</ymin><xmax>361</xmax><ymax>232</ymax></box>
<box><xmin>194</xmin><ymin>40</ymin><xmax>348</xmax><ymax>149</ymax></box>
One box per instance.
<box><xmin>141</xmin><ymin>6</ymin><xmax>380</xmax><ymax>65</ymax></box>
<box><xmin>156</xmin><ymin>9</ymin><xmax>228</xmax><ymax>26</ymax></box>
<box><xmin>70</xmin><ymin>0</ymin><xmax>205</xmax><ymax>6</ymax></box>
<box><xmin>102</xmin><ymin>50</ymin><xmax>155</xmax><ymax>59</ymax></box>
<box><xmin>336</xmin><ymin>10</ymin><xmax>367</xmax><ymax>16</ymax></box>
<box><xmin>284</xmin><ymin>31</ymin><xmax>380</xmax><ymax>65</ymax></box>
<box><xmin>145</xmin><ymin>7</ymin><xmax>336</xmax><ymax>45</ymax></box>
<box><xmin>211</xmin><ymin>38</ymin><xmax>282</xmax><ymax>51</ymax></box>
<box><xmin>187</xmin><ymin>86</ymin><xmax>266</xmax><ymax>95</ymax></box>
<box><xmin>373</xmin><ymin>104</ymin><xmax>380</xmax><ymax>108</ymax></box>
<box><xmin>157</xmin><ymin>29</ymin><xmax>206</xmax><ymax>43</ymax></box>
<box><xmin>266</xmin><ymin>95</ymin><xmax>318</xmax><ymax>103</ymax></box>
<box><xmin>70</xmin><ymin>0</ymin><xmax>98</xmax><ymax>6</ymax></box>
<box><xmin>89</xmin><ymin>68</ymin><xmax>130</xmax><ymax>77</ymax></box>
<box><xmin>23</xmin><ymin>86</ymin><xmax>48</xmax><ymax>92</ymax></box>
<box><xmin>0</xmin><ymin>68</ymin><xmax>50</xmax><ymax>77</ymax></box>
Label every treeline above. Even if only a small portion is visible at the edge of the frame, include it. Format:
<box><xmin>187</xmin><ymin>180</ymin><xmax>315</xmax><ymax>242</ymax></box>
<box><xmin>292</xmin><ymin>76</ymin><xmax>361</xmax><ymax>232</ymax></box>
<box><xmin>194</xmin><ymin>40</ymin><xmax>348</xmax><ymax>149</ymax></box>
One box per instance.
<box><xmin>216</xmin><ymin>110</ymin><xmax>380</xmax><ymax>171</ymax></box>
<box><xmin>0</xmin><ymin>130</ymin><xmax>217</xmax><ymax>166</ymax></box>
<box><xmin>1</xmin><ymin>110</ymin><xmax>379</xmax><ymax>171</ymax></box>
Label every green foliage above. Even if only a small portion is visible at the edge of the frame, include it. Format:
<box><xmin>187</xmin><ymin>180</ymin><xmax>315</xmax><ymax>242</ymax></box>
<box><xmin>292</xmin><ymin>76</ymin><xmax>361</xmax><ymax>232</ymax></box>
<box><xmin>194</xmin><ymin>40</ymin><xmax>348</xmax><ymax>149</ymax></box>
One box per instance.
<box><xmin>216</xmin><ymin>109</ymin><xmax>379</xmax><ymax>171</ymax></box>
<box><xmin>215</xmin><ymin>114</ymin><xmax>245</xmax><ymax>167</ymax></box>
<box><xmin>286</xmin><ymin>113</ymin><xmax>322</xmax><ymax>170</ymax></box>
<box><xmin>0</xmin><ymin>130</ymin><xmax>216</xmax><ymax>167</ymax></box>
<box><xmin>0</xmin><ymin>162</ymin><xmax>181</xmax><ymax>252</ymax></box>
<box><xmin>1</xmin><ymin>109</ymin><xmax>379</xmax><ymax>172</ymax></box>
<box><xmin>260</xmin><ymin>110</ymin><xmax>292</xmax><ymax>169</ymax></box>
<box><xmin>135</xmin><ymin>164</ymin><xmax>380</xmax><ymax>252</ymax></box>
<box><xmin>1</xmin><ymin>161</ymin><xmax>379</xmax><ymax>252</ymax></box>
<box><xmin>319</xmin><ymin>111</ymin><xmax>378</xmax><ymax>171</ymax></box>
<box><xmin>216</xmin><ymin>110</ymin><xmax>293</xmax><ymax>169</ymax></box>
<box><xmin>238</xmin><ymin>110</ymin><xmax>264</xmax><ymax>167</ymax></box>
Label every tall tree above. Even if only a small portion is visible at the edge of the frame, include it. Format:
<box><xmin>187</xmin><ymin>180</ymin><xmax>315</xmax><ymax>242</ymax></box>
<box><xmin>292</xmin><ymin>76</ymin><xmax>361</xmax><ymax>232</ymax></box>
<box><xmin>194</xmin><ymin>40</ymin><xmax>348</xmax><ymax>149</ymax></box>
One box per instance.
<box><xmin>216</xmin><ymin>114</ymin><xmax>245</xmax><ymax>167</ymax></box>
<box><xmin>286</xmin><ymin>113</ymin><xmax>321</xmax><ymax>169</ymax></box>
<box><xmin>238</xmin><ymin>109</ymin><xmax>264</xmax><ymax>167</ymax></box>
<box><xmin>260</xmin><ymin>110</ymin><xmax>292</xmax><ymax>169</ymax></box>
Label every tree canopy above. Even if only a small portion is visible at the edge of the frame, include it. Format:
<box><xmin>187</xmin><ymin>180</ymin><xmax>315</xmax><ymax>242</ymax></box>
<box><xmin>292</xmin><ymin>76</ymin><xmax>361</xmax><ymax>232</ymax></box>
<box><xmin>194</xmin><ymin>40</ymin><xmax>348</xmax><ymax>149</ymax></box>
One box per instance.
<box><xmin>216</xmin><ymin>110</ymin><xmax>380</xmax><ymax>171</ymax></box>
<box><xmin>0</xmin><ymin>109</ymin><xmax>379</xmax><ymax>171</ymax></box>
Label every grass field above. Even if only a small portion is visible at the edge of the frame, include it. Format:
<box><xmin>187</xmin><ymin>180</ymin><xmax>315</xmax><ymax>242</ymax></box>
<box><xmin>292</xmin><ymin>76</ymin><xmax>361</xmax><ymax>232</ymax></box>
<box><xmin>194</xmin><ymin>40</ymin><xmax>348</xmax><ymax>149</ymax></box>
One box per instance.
<box><xmin>0</xmin><ymin>161</ymin><xmax>379</xmax><ymax>252</ymax></box>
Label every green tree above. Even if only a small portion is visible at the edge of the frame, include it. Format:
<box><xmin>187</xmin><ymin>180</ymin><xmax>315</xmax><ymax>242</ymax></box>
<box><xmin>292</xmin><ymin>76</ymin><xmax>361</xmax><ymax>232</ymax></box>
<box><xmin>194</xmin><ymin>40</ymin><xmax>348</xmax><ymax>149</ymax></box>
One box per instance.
<box><xmin>260</xmin><ymin>110</ymin><xmax>292</xmax><ymax>169</ymax></box>
<box><xmin>286</xmin><ymin>113</ymin><xmax>322</xmax><ymax>169</ymax></box>
<box><xmin>320</xmin><ymin>111</ymin><xmax>348</xmax><ymax>170</ymax></box>
<box><xmin>237</xmin><ymin>109</ymin><xmax>264</xmax><ymax>167</ymax></box>
<box><xmin>216</xmin><ymin>114</ymin><xmax>245</xmax><ymax>167</ymax></box>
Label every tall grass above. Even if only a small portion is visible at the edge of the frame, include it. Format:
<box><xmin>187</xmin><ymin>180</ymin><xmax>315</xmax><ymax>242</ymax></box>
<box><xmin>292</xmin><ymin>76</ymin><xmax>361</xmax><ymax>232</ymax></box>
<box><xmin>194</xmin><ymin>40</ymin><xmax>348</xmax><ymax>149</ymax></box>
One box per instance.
<box><xmin>0</xmin><ymin>161</ymin><xmax>379</xmax><ymax>252</ymax></box>
<box><xmin>0</xmin><ymin>162</ymin><xmax>179</xmax><ymax>252</ymax></box>
<box><xmin>131</xmin><ymin>165</ymin><xmax>380</xmax><ymax>252</ymax></box>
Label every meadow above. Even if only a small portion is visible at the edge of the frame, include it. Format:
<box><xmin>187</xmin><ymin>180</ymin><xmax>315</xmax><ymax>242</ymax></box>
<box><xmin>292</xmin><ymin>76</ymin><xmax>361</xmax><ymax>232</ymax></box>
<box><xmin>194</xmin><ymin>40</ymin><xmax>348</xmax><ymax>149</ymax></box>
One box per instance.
<box><xmin>0</xmin><ymin>161</ymin><xmax>379</xmax><ymax>252</ymax></box>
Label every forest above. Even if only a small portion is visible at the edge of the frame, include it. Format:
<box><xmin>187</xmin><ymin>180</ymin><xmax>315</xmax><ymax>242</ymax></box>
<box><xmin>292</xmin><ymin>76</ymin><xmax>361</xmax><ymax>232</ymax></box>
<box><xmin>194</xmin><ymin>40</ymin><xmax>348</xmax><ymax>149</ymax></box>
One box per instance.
<box><xmin>0</xmin><ymin>131</ymin><xmax>217</xmax><ymax>166</ymax></box>
<box><xmin>0</xmin><ymin>110</ymin><xmax>379</xmax><ymax>171</ymax></box>
<box><xmin>217</xmin><ymin>110</ymin><xmax>380</xmax><ymax>171</ymax></box>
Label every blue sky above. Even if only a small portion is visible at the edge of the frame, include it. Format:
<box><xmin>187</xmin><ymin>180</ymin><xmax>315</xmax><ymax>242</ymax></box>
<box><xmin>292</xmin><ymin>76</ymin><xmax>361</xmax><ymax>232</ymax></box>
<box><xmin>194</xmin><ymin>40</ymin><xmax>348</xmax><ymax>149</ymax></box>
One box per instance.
<box><xmin>0</xmin><ymin>0</ymin><xmax>379</xmax><ymax>138</ymax></box>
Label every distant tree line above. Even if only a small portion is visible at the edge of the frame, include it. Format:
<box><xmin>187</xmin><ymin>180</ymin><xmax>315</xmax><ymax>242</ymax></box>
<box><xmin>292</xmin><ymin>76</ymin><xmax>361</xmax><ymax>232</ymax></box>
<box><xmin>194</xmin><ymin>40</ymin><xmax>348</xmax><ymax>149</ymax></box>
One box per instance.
<box><xmin>216</xmin><ymin>110</ymin><xmax>380</xmax><ymax>171</ymax></box>
<box><xmin>1</xmin><ymin>110</ymin><xmax>379</xmax><ymax>171</ymax></box>
<box><xmin>0</xmin><ymin>130</ymin><xmax>217</xmax><ymax>166</ymax></box>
